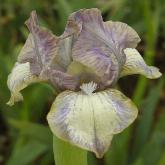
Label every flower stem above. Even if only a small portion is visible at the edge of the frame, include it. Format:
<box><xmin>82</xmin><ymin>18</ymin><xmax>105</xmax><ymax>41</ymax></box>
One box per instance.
<box><xmin>53</xmin><ymin>136</ymin><xmax>88</xmax><ymax>165</ymax></box>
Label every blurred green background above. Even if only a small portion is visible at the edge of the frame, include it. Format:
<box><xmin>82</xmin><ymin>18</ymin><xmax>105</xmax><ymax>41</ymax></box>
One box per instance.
<box><xmin>0</xmin><ymin>0</ymin><xmax>164</xmax><ymax>165</ymax></box>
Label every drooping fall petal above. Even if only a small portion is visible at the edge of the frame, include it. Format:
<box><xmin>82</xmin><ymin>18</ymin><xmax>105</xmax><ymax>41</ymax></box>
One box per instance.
<box><xmin>120</xmin><ymin>48</ymin><xmax>162</xmax><ymax>78</ymax></box>
<box><xmin>7</xmin><ymin>62</ymin><xmax>42</xmax><ymax>106</ymax></box>
<box><xmin>72</xmin><ymin>8</ymin><xmax>140</xmax><ymax>87</ymax></box>
<box><xmin>47</xmin><ymin>82</ymin><xmax>138</xmax><ymax>158</ymax></box>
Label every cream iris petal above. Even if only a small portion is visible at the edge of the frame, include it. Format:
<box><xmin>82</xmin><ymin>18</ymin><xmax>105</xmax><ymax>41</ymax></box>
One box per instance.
<box><xmin>120</xmin><ymin>48</ymin><xmax>162</xmax><ymax>78</ymax></box>
<box><xmin>47</xmin><ymin>82</ymin><xmax>138</xmax><ymax>158</ymax></box>
<box><xmin>7</xmin><ymin>62</ymin><xmax>41</xmax><ymax>106</ymax></box>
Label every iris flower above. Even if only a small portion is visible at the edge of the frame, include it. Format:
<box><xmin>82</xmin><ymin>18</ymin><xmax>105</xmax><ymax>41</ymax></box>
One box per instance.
<box><xmin>7</xmin><ymin>8</ymin><xmax>161</xmax><ymax>158</ymax></box>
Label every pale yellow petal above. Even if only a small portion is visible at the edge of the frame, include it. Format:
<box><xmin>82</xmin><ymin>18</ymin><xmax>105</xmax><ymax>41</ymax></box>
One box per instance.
<box><xmin>120</xmin><ymin>48</ymin><xmax>162</xmax><ymax>78</ymax></box>
<box><xmin>47</xmin><ymin>85</ymin><xmax>138</xmax><ymax>158</ymax></box>
<box><xmin>7</xmin><ymin>62</ymin><xmax>41</xmax><ymax>106</ymax></box>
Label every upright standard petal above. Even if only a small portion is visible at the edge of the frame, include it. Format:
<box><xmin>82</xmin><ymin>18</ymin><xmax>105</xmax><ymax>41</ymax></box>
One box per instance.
<box><xmin>47</xmin><ymin>82</ymin><xmax>138</xmax><ymax>158</ymax></box>
<box><xmin>120</xmin><ymin>48</ymin><xmax>162</xmax><ymax>78</ymax></box>
<box><xmin>51</xmin><ymin>11</ymin><xmax>83</xmax><ymax>70</ymax></box>
<box><xmin>18</xmin><ymin>11</ymin><xmax>58</xmax><ymax>75</ymax></box>
<box><xmin>7</xmin><ymin>62</ymin><xmax>41</xmax><ymax>106</ymax></box>
<box><xmin>53</xmin><ymin>36</ymin><xmax>73</xmax><ymax>69</ymax></box>
<box><xmin>71</xmin><ymin>8</ymin><xmax>140</xmax><ymax>87</ymax></box>
<box><xmin>104</xmin><ymin>21</ymin><xmax>140</xmax><ymax>49</ymax></box>
<box><xmin>18</xmin><ymin>10</ymin><xmax>84</xmax><ymax>91</ymax></box>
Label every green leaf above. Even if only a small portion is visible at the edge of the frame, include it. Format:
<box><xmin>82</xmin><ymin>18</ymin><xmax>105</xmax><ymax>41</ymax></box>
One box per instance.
<box><xmin>6</xmin><ymin>140</ymin><xmax>48</xmax><ymax>165</ymax></box>
<box><xmin>132</xmin><ymin>78</ymin><xmax>164</xmax><ymax>158</ymax></box>
<box><xmin>158</xmin><ymin>151</ymin><xmax>165</xmax><ymax>165</ymax></box>
<box><xmin>133</xmin><ymin>107</ymin><xmax>165</xmax><ymax>165</ymax></box>
<box><xmin>8</xmin><ymin>119</ymin><xmax>52</xmax><ymax>145</ymax></box>
<box><xmin>53</xmin><ymin>136</ymin><xmax>87</xmax><ymax>165</ymax></box>
<box><xmin>104</xmin><ymin>128</ymin><xmax>130</xmax><ymax>165</ymax></box>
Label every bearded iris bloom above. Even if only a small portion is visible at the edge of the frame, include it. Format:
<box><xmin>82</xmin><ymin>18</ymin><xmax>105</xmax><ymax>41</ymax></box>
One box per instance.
<box><xmin>7</xmin><ymin>8</ymin><xmax>161</xmax><ymax>158</ymax></box>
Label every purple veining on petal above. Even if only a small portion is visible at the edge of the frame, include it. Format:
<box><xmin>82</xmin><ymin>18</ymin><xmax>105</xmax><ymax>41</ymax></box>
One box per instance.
<box><xmin>47</xmin><ymin>87</ymin><xmax>138</xmax><ymax>158</ymax></box>
<box><xmin>48</xmin><ymin>69</ymin><xmax>79</xmax><ymax>91</ymax></box>
<box><xmin>48</xmin><ymin>92</ymin><xmax>75</xmax><ymax>139</ymax></box>
<box><xmin>71</xmin><ymin>8</ymin><xmax>140</xmax><ymax>88</ymax></box>
<box><xmin>18</xmin><ymin>11</ymin><xmax>59</xmax><ymax>76</ymax></box>
<box><xmin>71</xmin><ymin>9</ymin><xmax>120</xmax><ymax>88</ymax></box>
<box><xmin>16</xmin><ymin>9</ymin><xmax>141</xmax><ymax>91</ymax></box>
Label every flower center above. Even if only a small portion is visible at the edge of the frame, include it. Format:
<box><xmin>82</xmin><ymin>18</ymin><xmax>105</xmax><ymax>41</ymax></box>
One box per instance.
<box><xmin>80</xmin><ymin>81</ymin><xmax>97</xmax><ymax>95</ymax></box>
